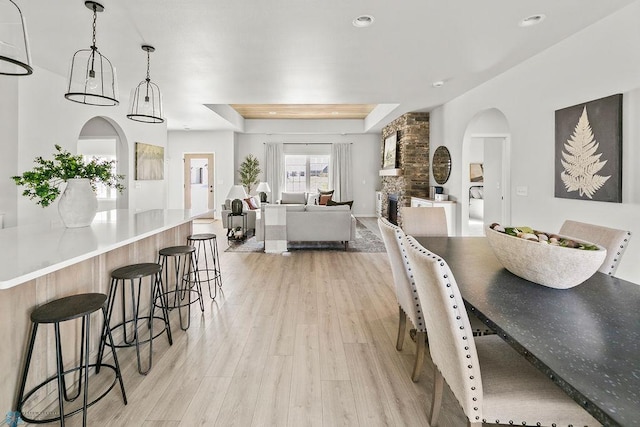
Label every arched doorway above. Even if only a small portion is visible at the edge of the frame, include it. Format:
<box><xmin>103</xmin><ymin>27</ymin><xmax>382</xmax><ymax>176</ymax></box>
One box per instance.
<box><xmin>77</xmin><ymin>117</ymin><xmax>129</xmax><ymax>210</ymax></box>
<box><xmin>460</xmin><ymin>109</ymin><xmax>511</xmax><ymax>236</ymax></box>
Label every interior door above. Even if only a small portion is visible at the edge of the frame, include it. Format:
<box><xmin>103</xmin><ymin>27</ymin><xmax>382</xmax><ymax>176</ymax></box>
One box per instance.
<box><xmin>483</xmin><ymin>138</ymin><xmax>505</xmax><ymax>225</ymax></box>
<box><xmin>184</xmin><ymin>153</ymin><xmax>214</xmax><ymax>217</ymax></box>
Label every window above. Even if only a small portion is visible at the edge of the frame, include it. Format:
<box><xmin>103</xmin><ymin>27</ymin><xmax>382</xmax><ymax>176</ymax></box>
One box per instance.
<box><xmin>285</xmin><ymin>154</ymin><xmax>330</xmax><ymax>193</ymax></box>
<box><xmin>77</xmin><ymin>138</ymin><xmax>118</xmax><ymax>200</ymax></box>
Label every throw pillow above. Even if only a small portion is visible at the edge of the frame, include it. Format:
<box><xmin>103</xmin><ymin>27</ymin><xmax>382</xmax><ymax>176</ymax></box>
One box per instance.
<box><xmin>315</xmin><ymin>189</ymin><xmax>334</xmax><ymax>205</ymax></box>
<box><xmin>318</xmin><ymin>194</ymin><xmax>332</xmax><ymax>205</ymax></box>
<box><xmin>244</xmin><ymin>197</ymin><xmax>259</xmax><ymax>210</ymax></box>
<box><xmin>326</xmin><ymin>199</ymin><xmax>353</xmax><ymax>209</ymax></box>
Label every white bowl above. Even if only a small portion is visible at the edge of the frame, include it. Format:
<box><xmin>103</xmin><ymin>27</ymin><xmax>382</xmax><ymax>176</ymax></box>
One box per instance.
<box><xmin>485</xmin><ymin>226</ymin><xmax>606</xmax><ymax>289</ymax></box>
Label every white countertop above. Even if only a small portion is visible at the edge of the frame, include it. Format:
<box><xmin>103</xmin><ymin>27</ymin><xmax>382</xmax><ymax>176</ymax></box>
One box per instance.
<box><xmin>0</xmin><ymin>209</ymin><xmax>206</xmax><ymax>290</ymax></box>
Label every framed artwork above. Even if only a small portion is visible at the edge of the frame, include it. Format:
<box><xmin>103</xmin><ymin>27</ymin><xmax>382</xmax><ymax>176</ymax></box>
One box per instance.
<box><xmin>554</xmin><ymin>94</ymin><xmax>622</xmax><ymax>203</ymax></box>
<box><xmin>469</xmin><ymin>163</ymin><xmax>484</xmax><ymax>182</ymax></box>
<box><xmin>382</xmin><ymin>132</ymin><xmax>398</xmax><ymax>169</ymax></box>
<box><xmin>135</xmin><ymin>142</ymin><xmax>164</xmax><ymax>180</ymax></box>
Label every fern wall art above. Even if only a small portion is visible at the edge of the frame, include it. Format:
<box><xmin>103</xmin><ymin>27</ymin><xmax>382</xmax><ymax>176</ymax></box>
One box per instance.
<box><xmin>554</xmin><ymin>94</ymin><xmax>622</xmax><ymax>203</ymax></box>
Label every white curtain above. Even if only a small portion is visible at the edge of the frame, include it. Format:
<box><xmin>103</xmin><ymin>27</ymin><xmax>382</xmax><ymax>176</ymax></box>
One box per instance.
<box><xmin>265</xmin><ymin>143</ymin><xmax>284</xmax><ymax>202</ymax></box>
<box><xmin>331</xmin><ymin>143</ymin><xmax>352</xmax><ymax>202</ymax></box>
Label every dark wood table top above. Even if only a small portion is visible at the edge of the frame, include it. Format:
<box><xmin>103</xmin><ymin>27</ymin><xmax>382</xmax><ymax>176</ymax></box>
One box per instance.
<box><xmin>414</xmin><ymin>236</ymin><xmax>640</xmax><ymax>427</ymax></box>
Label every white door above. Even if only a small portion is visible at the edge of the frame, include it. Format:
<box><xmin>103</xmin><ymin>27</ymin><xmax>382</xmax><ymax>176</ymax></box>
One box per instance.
<box><xmin>184</xmin><ymin>153</ymin><xmax>215</xmax><ymax>217</ymax></box>
<box><xmin>483</xmin><ymin>138</ymin><xmax>505</xmax><ymax>226</ymax></box>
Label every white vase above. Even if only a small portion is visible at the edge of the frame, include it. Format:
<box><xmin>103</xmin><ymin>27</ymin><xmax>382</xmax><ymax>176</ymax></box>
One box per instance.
<box><xmin>57</xmin><ymin>178</ymin><xmax>98</xmax><ymax>228</ymax></box>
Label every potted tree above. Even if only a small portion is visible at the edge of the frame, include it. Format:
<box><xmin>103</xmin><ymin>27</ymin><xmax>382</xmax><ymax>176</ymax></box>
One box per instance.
<box><xmin>12</xmin><ymin>144</ymin><xmax>125</xmax><ymax>227</ymax></box>
<box><xmin>238</xmin><ymin>154</ymin><xmax>261</xmax><ymax>195</ymax></box>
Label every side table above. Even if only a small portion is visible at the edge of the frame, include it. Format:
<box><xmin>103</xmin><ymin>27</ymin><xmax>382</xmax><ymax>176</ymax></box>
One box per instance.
<box><xmin>227</xmin><ymin>212</ymin><xmax>248</xmax><ymax>242</ymax></box>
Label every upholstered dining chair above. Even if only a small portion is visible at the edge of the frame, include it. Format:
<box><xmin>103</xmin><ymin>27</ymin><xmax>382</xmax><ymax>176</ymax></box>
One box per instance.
<box><xmin>560</xmin><ymin>220</ymin><xmax>631</xmax><ymax>276</ymax></box>
<box><xmin>400</xmin><ymin>206</ymin><xmax>448</xmax><ymax>237</ymax></box>
<box><xmin>378</xmin><ymin>217</ymin><xmax>428</xmax><ymax>381</ymax></box>
<box><xmin>378</xmin><ymin>218</ymin><xmax>491</xmax><ymax>382</ymax></box>
<box><xmin>403</xmin><ymin>235</ymin><xmax>599</xmax><ymax>427</ymax></box>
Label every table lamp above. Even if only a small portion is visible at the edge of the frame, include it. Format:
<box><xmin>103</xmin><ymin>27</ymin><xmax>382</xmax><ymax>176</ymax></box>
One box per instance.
<box><xmin>255</xmin><ymin>182</ymin><xmax>271</xmax><ymax>203</ymax></box>
<box><xmin>226</xmin><ymin>185</ymin><xmax>247</xmax><ymax>215</ymax></box>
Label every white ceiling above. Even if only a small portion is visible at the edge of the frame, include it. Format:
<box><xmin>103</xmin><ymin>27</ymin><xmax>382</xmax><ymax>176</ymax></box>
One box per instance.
<box><xmin>18</xmin><ymin>0</ymin><xmax>638</xmax><ymax>132</ymax></box>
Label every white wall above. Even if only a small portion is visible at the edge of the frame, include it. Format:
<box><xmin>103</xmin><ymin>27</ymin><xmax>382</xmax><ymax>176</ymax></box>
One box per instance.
<box><xmin>166</xmin><ymin>130</ymin><xmax>235</xmax><ymax>218</ymax></box>
<box><xmin>235</xmin><ymin>133</ymin><xmax>381</xmax><ymax>216</ymax></box>
<box><xmin>0</xmin><ymin>78</ymin><xmax>19</xmax><ymax>227</ymax></box>
<box><xmin>7</xmin><ymin>66</ymin><xmax>168</xmax><ymax>226</ymax></box>
<box><xmin>430</xmin><ymin>1</ymin><xmax>640</xmax><ymax>282</ymax></box>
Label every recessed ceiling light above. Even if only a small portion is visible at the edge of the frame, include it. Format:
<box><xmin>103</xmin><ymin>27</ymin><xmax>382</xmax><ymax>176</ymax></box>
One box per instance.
<box><xmin>268</xmin><ymin>111</ymin><xmax>277</xmax><ymax>115</ymax></box>
<box><xmin>519</xmin><ymin>14</ymin><xmax>546</xmax><ymax>27</ymax></box>
<box><xmin>331</xmin><ymin>111</ymin><xmax>339</xmax><ymax>115</ymax></box>
<box><xmin>353</xmin><ymin>15</ymin><xmax>375</xmax><ymax>28</ymax></box>
<box><xmin>432</xmin><ymin>81</ymin><xmax>445</xmax><ymax>88</ymax></box>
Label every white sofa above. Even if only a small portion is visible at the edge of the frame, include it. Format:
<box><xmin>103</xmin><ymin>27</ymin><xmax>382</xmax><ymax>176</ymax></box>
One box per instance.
<box><xmin>256</xmin><ymin>204</ymin><xmax>356</xmax><ymax>250</ymax></box>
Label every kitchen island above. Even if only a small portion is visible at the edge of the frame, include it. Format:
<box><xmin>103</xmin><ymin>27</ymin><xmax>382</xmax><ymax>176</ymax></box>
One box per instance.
<box><xmin>0</xmin><ymin>209</ymin><xmax>205</xmax><ymax>412</ymax></box>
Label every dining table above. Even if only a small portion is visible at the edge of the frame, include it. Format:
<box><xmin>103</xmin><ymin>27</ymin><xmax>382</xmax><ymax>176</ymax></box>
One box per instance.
<box><xmin>413</xmin><ymin>236</ymin><xmax>640</xmax><ymax>427</ymax></box>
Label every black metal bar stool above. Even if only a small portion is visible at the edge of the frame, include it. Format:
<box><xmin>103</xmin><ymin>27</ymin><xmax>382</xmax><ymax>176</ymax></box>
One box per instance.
<box><xmin>187</xmin><ymin>233</ymin><xmax>223</xmax><ymax>300</ymax></box>
<box><xmin>97</xmin><ymin>263</ymin><xmax>172</xmax><ymax>375</ymax></box>
<box><xmin>158</xmin><ymin>245</ymin><xmax>204</xmax><ymax>331</ymax></box>
<box><xmin>16</xmin><ymin>293</ymin><xmax>127</xmax><ymax>426</ymax></box>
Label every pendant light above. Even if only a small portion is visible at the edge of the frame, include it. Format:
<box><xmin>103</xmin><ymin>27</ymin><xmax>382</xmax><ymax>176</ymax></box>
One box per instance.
<box><xmin>127</xmin><ymin>45</ymin><xmax>164</xmax><ymax>123</ymax></box>
<box><xmin>64</xmin><ymin>1</ymin><xmax>118</xmax><ymax>106</ymax></box>
<box><xmin>0</xmin><ymin>0</ymin><xmax>32</xmax><ymax>75</ymax></box>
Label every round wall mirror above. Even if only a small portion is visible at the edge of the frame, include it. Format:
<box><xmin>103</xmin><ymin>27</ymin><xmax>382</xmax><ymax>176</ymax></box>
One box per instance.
<box><xmin>432</xmin><ymin>146</ymin><xmax>452</xmax><ymax>184</ymax></box>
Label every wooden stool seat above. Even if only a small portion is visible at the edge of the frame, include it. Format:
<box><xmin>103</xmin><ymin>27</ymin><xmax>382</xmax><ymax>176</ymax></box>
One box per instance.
<box><xmin>17</xmin><ymin>293</ymin><xmax>127</xmax><ymax>425</ymax></box>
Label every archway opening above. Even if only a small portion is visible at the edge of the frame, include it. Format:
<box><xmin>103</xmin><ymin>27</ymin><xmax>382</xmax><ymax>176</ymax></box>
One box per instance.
<box><xmin>78</xmin><ymin>117</ymin><xmax>129</xmax><ymax>210</ymax></box>
<box><xmin>461</xmin><ymin>109</ymin><xmax>511</xmax><ymax>236</ymax></box>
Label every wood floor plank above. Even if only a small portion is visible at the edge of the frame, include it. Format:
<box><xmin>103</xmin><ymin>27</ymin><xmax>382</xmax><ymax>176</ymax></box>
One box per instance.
<box><xmin>269</xmin><ymin>281</ymin><xmax>299</xmax><ymax>356</ymax></box>
<box><xmin>367</xmin><ymin>319</ymin><xmax>431</xmax><ymax>426</ymax></box>
<box><xmin>331</xmin><ymin>279</ymin><xmax>368</xmax><ymax>344</ymax></box>
<box><xmin>321</xmin><ymin>380</ymin><xmax>360</xmax><ymax>426</ymax></box>
<box><xmin>251</xmin><ymin>355</ymin><xmax>293</xmax><ymax>427</ymax></box>
<box><xmin>343</xmin><ymin>343</ymin><xmax>394</xmax><ymax>426</ymax></box>
<box><xmin>317</xmin><ymin>281</ymin><xmax>350</xmax><ymax>381</ymax></box>
<box><xmin>178</xmin><ymin>376</ymin><xmax>232</xmax><ymax>426</ymax></box>
<box><xmin>213</xmin><ymin>316</ymin><xmax>274</xmax><ymax>426</ymax></box>
<box><xmin>289</xmin><ymin>324</ymin><xmax>322</xmax><ymax>427</ymax></box>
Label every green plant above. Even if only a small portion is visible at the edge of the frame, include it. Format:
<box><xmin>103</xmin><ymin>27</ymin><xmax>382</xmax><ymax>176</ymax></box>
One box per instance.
<box><xmin>12</xmin><ymin>144</ymin><xmax>125</xmax><ymax>207</ymax></box>
<box><xmin>238</xmin><ymin>154</ymin><xmax>261</xmax><ymax>194</ymax></box>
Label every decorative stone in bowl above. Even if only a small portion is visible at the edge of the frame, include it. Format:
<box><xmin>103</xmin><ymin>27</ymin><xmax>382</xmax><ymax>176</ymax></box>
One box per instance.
<box><xmin>485</xmin><ymin>225</ymin><xmax>606</xmax><ymax>289</ymax></box>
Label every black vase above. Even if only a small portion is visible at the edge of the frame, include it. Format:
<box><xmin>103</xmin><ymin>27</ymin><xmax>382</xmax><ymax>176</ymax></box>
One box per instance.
<box><xmin>259</xmin><ymin>191</ymin><xmax>267</xmax><ymax>203</ymax></box>
<box><xmin>231</xmin><ymin>199</ymin><xmax>243</xmax><ymax>215</ymax></box>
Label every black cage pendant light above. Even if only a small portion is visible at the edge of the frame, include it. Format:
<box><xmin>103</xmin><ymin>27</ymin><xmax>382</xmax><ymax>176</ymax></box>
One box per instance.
<box><xmin>0</xmin><ymin>0</ymin><xmax>32</xmax><ymax>75</ymax></box>
<box><xmin>64</xmin><ymin>1</ymin><xmax>118</xmax><ymax>106</ymax></box>
<box><xmin>127</xmin><ymin>45</ymin><xmax>164</xmax><ymax>123</ymax></box>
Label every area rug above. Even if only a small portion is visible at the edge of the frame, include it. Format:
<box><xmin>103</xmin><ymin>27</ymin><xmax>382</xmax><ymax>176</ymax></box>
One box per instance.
<box><xmin>225</xmin><ymin>219</ymin><xmax>386</xmax><ymax>253</ymax></box>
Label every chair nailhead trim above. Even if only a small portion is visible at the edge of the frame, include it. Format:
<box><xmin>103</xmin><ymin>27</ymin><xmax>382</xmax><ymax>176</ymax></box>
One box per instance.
<box><xmin>407</xmin><ymin>238</ymin><xmax>483</xmax><ymax>420</ymax></box>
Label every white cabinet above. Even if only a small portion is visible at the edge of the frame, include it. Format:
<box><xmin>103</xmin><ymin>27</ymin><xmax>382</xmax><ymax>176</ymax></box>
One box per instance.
<box><xmin>410</xmin><ymin>197</ymin><xmax>456</xmax><ymax>236</ymax></box>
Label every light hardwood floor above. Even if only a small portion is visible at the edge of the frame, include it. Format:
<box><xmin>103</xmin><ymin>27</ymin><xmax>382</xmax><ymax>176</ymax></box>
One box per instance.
<box><xmin>48</xmin><ymin>218</ymin><xmax>469</xmax><ymax>426</ymax></box>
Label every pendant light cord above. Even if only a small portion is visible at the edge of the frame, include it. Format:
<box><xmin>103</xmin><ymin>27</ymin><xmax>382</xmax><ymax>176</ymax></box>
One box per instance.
<box><xmin>145</xmin><ymin>50</ymin><xmax>151</xmax><ymax>100</ymax></box>
<box><xmin>89</xmin><ymin>4</ymin><xmax>98</xmax><ymax>75</ymax></box>
<box><xmin>146</xmin><ymin>50</ymin><xmax>151</xmax><ymax>81</ymax></box>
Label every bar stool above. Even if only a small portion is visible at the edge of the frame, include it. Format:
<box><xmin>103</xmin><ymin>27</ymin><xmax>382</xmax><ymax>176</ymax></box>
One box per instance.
<box><xmin>16</xmin><ymin>293</ymin><xmax>127</xmax><ymax>426</ymax></box>
<box><xmin>187</xmin><ymin>233</ymin><xmax>223</xmax><ymax>300</ymax></box>
<box><xmin>158</xmin><ymin>245</ymin><xmax>204</xmax><ymax>330</ymax></box>
<box><xmin>98</xmin><ymin>263</ymin><xmax>172</xmax><ymax>375</ymax></box>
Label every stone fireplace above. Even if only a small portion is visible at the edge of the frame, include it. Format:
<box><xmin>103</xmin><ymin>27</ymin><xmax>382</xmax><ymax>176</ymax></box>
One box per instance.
<box><xmin>379</xmin><ymin>112</ymin><xmax>430</xmax><ymax>228</ymax></box>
